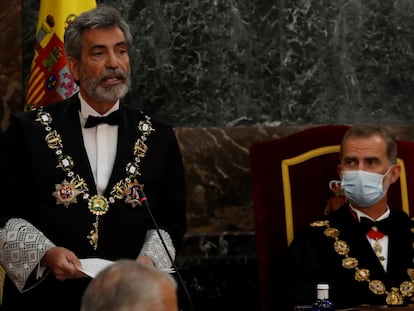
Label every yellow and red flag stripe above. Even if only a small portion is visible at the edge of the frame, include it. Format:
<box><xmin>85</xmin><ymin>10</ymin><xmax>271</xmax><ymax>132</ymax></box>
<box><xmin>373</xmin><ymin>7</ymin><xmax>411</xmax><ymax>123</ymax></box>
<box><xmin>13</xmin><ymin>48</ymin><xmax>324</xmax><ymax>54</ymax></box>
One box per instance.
<box><xmin>25</xmin><ymin>0</ymin><xmax>96</xmax><ymax>110</ymax></box>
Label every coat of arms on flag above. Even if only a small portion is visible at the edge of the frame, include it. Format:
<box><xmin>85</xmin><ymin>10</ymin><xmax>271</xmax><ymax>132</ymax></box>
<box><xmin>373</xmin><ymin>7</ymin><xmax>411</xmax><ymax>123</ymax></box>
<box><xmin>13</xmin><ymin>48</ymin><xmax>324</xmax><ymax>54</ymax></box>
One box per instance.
<box><xmin>25</xmin><ymin>0</ymin><xmax>96</xmax><ymax>110</ymax></box>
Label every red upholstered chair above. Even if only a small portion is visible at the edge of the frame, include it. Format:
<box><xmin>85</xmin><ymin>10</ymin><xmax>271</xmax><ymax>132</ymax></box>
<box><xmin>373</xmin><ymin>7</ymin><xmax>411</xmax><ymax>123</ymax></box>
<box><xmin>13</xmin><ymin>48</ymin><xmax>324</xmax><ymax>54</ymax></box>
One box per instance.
<box><xmin>249</xmin><ymin>125</ymin><xmax>414</xmax><ymax>311</ymax></box>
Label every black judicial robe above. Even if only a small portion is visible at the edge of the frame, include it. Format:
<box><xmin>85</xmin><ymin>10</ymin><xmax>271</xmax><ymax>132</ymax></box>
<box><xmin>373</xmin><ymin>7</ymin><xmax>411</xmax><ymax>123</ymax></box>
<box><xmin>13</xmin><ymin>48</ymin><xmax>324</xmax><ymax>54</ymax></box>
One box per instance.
<box><xmin>0</xmin><ymin>94</ymin><xmax>187</xmax><ymax>310</ymax></box>
<box><xmin>278</xmin><ymin>204</ymin><xmax>414</xmax><ymax>310</ymax></box>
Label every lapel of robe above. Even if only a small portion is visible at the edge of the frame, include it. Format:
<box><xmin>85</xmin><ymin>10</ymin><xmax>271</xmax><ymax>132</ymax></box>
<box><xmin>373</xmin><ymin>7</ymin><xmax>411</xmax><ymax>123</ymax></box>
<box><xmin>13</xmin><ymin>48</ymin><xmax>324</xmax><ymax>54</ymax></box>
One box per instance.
<box><xmin>385</xmin><ymin>210</ymin><xmax>414</xmax><ymax>281</ymax></box>
<box><xmin>103</xmin><ymin>102</ymin><xmax>141</xmax><ymax>197</ymax></box>
<box><xmin>340</xmin><ymin>207</ymin><xmax>387</xmax><ymax>277</ymax></box>
<box><xmin>336</xmin><ymin>207</ymin><xmax>414</xmax><ymax>287</ymax></box>
<box><xmin>57</xmin><ymin>95</ymin><xmax>98</xmax><ymax>194</ymax></box>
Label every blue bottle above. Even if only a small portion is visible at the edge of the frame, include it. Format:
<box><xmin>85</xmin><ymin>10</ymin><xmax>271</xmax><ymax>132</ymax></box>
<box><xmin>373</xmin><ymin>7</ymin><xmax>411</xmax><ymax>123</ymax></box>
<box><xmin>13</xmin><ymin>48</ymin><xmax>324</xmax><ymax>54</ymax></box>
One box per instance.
<box><xmin>311</xmin><ymin>284</ymin><xmax>335</xmax><ymax>311</ymax></box>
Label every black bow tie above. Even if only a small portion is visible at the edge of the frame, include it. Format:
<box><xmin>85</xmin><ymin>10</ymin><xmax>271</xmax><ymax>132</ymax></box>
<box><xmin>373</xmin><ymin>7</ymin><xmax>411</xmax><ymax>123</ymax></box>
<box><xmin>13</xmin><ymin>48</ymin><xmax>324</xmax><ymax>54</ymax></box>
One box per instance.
<box><xmin>84</xmin><ymin>110</ymin><xmax>120</xmax><ymax>128</ymax></box>
<box><xmin>359</xmin><ymin>217</ymin><xmax>391</xmax><ymax>235</ymax></box>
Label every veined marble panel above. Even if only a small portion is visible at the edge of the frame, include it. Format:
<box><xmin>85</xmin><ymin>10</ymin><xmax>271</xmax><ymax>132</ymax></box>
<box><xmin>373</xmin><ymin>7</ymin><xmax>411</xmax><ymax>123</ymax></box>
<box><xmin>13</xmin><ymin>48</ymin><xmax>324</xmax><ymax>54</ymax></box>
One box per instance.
<box><xmin>175</xmin><ymin>125</ymin><xmax>307</xmax><ymax>234</ymax></box>
<box><xmin>16</xmin><ymin>0</ymin><xmax>414</xmax><ymax>128</ymax></box>
<box><xmin>0</xmin><ymin>0</ymin><xmax>23</xmax><ymax>132</ymax></box>
<box><xmin>281</xmin><ymin>0</ymin><xmax>414</xmax><ymax>124</ymax></box>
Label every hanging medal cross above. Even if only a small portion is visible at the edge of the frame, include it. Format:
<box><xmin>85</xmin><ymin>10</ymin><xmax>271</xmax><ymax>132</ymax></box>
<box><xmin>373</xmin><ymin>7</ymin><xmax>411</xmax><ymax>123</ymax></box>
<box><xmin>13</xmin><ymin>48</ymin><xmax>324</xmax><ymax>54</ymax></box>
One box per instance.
<box><xmin>367</xmin><ymin>228</ymin><xmax>385</xmax><ymax>261</ymax></box>
<box><xmin>87</xmin><ymin>195</ymin><xmax>109</xmax><ymax>250</ymax></box>
<box><xmin>88</xmin><ymin>220</ymin><xmax>99</xmax><ymax>250</ymax></box>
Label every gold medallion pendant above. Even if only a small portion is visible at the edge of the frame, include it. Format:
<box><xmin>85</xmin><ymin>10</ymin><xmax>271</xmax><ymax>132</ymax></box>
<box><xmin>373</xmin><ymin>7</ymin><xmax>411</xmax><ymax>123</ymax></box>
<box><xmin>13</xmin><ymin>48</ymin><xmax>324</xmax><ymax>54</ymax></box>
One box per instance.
<box><xmin>52</xmin><ymin>179</ymin><xmax>81</xmax><ymax>208</ymax></box>
<box><xmin>88</xmin><ymin>195</ymin><xmax>109</xmax><ymax>216</ymax></box>
<box><xmin>87</xmin><ymin>195</ymin><xmax>109</xmax><ymax>251</ymax></box>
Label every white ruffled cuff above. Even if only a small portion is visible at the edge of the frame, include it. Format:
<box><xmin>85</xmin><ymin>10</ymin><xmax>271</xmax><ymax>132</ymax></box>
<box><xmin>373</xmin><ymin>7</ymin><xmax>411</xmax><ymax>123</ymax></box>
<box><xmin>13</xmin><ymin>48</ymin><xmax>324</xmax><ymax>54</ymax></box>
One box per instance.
<box><xmin>0</xmin><ymin>218</ymin><xmax>55</xmax><ymax>291</ymax></box>
<box><xmin>139</xmin><ymin>229</ymin><xmax>175</xmax><ymax>269</ymax></box>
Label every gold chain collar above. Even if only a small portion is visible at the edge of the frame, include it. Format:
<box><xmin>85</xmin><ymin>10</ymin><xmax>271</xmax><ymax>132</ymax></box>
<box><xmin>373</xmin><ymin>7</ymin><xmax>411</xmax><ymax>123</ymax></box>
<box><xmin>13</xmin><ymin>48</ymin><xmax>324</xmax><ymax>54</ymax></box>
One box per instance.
<box><xmin>311</xmin><ymin>220</ymin><xmax>414</xmax><ymax>305</ymax></box>
<box><xmin>35</xmin><ymin>108</ymin><xmax>155</xmax><ymax>250</ymax></box>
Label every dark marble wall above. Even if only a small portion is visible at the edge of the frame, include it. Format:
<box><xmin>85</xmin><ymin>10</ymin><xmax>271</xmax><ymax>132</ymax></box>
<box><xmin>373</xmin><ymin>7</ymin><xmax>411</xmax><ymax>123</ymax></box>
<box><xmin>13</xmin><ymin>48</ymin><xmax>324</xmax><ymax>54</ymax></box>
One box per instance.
<box><xmin>3</xmin><ymin>0</ymin><xmax>414</xmax><ymax>309</ymax></box>
<box><xmin>0</xmin><ymin>0</ymin><xmax>23</xmax><ymax>131</ymax></box>
<box><xmin>281</xmin><ymin>0</ymin><xmax>414</xmax><ymax>124</ymax></box>
<box><xmin>20</xmin><ymin>0</ymin><xmax>277</xmax><ymax>127</ymax></box>
<box><xmin>17</xmin><ymin>0</ymin><xmax>414</xmax><ymax>128</ymax></box>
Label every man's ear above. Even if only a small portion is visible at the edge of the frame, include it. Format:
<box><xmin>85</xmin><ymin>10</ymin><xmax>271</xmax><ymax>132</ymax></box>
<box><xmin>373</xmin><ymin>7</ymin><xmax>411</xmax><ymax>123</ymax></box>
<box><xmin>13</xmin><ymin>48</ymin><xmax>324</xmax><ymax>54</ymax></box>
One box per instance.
<box><xmin>390</xmin><ymin>164</ymin><xmax>401</xmax><ymax>184</ymax></box>
<box><xmin>67</xmin><ymin>56</ymin><xmax>79</xmax><ymax>81</ymax></box>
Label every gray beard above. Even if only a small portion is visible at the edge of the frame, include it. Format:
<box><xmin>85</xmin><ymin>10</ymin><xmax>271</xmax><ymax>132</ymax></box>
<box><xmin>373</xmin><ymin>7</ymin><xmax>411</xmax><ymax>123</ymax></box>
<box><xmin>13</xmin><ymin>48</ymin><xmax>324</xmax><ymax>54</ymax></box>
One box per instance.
<box><xmin>89</xmin><ymin>82</ymin><xmax>130</xmax><ymax>102</ymax></box>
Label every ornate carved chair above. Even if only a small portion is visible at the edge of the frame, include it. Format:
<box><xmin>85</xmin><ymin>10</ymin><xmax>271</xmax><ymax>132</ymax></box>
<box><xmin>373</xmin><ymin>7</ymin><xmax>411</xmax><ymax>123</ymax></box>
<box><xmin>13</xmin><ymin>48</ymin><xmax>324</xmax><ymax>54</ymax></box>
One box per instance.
<box><xmin>249</xmin><ymin>125</ymin><xmax>414</xmax><ymax>311</ymax></box>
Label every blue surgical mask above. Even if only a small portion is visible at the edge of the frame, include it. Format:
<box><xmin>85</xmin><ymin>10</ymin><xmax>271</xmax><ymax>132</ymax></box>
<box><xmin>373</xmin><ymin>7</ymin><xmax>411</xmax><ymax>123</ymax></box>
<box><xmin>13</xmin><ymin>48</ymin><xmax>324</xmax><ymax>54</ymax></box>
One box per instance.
<box><xmin>341</xmin><ymin>168</ymin><xmax>392</xmax><ymax>207</ymax></box>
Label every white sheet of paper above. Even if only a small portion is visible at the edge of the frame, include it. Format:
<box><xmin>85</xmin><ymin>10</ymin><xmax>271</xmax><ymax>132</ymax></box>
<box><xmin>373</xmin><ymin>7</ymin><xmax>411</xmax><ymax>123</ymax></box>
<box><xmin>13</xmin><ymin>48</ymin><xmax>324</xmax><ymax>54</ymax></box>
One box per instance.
<box><xmin>79</xmin><ymin>258</ymin><xmax>114</xmax><ymax>278</ymax></box>
<box><xmin>79</xmin><ymin>258</ymin><xmax>176</xmax><ymax>278</ymax></box>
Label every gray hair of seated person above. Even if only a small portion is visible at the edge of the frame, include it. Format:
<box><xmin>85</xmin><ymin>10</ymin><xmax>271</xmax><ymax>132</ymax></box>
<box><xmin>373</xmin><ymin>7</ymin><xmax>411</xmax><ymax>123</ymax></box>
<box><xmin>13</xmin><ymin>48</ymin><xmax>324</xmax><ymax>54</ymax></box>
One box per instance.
<box><xmin>64</xmin><ymin>4</ymin><xmax>133</xmax><ymax>61</ymax></box>
<box><xmin>80</xmin><ymin>259</ymin><xmax>178</xmax><ymax>311</ymax></box>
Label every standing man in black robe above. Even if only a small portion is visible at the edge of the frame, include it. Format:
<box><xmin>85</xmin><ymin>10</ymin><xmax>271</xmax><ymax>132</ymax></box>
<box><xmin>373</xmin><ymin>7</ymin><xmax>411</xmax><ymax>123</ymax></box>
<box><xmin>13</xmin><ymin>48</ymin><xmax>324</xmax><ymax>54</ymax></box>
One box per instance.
<box><xmin>0</xmin><ymin>5</ymin><xmax>186</xmax><ymax>310</ymax></box>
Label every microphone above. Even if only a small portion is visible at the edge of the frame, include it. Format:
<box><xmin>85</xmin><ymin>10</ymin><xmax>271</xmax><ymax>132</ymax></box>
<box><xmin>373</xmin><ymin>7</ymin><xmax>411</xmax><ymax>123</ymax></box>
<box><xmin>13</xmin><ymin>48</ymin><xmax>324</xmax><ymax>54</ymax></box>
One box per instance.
<box><xmin>137</xmin><ymin>187</ymin><xmax>194</xmax><ymax>311</ymax></box>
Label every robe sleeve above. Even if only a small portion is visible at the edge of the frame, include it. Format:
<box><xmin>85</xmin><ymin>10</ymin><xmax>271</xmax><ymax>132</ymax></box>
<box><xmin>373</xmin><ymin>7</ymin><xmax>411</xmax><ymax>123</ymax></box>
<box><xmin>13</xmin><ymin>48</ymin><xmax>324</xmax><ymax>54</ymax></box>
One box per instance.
<box><xmin>0</xmin><ymin>218</ymin><xmax>55</xmax><ymax>292</ymax></box>
<box><xmin>139</xmin><ymin>229</ymin><xmax>175</xmax><ymax>269</ymax></box>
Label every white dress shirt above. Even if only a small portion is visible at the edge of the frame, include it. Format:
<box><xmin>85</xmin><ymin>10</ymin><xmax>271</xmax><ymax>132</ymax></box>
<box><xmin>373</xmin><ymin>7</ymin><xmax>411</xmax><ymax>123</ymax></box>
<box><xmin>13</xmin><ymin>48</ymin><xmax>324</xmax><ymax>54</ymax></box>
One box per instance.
<box><xmin>351</xmin><ymin>205</ymin><xmax>390</xmax><ymax>271</ymax></box>
<box><xmin>78</xmin><ymin>94</ymin><xmax>119</xmax><ymax>195</ymax></box>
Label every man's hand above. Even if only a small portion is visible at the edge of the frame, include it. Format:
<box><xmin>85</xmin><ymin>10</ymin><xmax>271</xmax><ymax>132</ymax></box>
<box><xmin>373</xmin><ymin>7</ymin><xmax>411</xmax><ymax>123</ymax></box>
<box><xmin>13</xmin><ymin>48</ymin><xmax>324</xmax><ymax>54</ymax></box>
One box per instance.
<box><xmin>41</xmin><ymin>246</ymin><xmax>87</xmax><ymax>280</ymax></box>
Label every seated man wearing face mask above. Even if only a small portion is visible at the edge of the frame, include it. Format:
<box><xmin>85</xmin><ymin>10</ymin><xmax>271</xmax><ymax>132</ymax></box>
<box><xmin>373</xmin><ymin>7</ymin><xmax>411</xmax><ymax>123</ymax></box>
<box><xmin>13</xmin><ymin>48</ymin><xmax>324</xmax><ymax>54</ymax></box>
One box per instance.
<box><xmin>277</xmin><ymin>124</ymin><xmax>414</xmax><ymax>310</ymax></box>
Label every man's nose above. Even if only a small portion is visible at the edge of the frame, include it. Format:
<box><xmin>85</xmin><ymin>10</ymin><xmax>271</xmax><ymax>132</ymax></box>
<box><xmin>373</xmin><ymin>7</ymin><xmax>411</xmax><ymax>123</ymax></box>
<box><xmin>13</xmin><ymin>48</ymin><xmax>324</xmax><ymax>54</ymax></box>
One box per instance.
<box><xmin>358</xmin><ymin>163</ymin><xmax>370</xmax><ymax>171</ymax></box>
<box><xmin>106</xmin><ymin>52</ymin><xmax>119</xmax><ymax>68</ymax></box>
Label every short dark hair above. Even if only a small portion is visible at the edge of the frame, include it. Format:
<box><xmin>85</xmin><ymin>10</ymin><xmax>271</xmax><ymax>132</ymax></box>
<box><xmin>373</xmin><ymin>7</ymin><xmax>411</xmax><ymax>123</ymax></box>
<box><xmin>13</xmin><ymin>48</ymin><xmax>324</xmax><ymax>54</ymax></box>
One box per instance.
<box><xmin>340</xmin><ymin>124</ymin><xmax>398</xmax><ymax>165</ymax></box>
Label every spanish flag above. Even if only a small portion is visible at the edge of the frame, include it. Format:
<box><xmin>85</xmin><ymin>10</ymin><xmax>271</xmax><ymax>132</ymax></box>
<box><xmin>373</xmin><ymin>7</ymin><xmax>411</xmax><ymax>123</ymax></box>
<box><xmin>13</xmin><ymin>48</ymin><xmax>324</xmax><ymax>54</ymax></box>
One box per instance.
<box><xmin>25</xmin><ymin>0</ymin><xmax>96</xmax><ymax>110</ymax></box>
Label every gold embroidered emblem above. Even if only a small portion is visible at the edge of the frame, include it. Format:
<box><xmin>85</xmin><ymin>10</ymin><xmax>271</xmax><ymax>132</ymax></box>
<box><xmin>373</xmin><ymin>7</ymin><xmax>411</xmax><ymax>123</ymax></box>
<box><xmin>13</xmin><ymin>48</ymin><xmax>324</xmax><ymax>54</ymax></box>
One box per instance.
<box><xmin>324</xmin><ymin>227</ymin><xmax>340</xmax><ymax>238</ymax></box>
<box><xmin>311</xmin><ymin>220</ymin><xmax>329</xmax><ymax>227</ymax></box>
<box><xmin>124</xmin><ymin>179</ymin><xmax>144</xmax><ymax>208</ymax></box>
<box><xmin>88</xmin><ymin>195</ymin><xmax>109</xmax><ymax>216</ymax></box>
<box><xmin>52</xmin><ymin>179</ymin><xmax>81</xmax><ymax>207</ymax></box>
<box><xmin>400</xmin><ymin>281</ymin><xmax>414</xmax><ymax>297</ymax></box>
<box><xmin>355</xmin><ymin>268</ymin><xmax>370</xmax><ymax>281</ymax></box>
<box><xmin>386</xmin><ymin>287</ymin><xmax>403</xmax><ymax>305</ymax></box>
<box><xmin>342</xmin><ymin>257</ymin><xmax>358</xmax><ymax>269</ymax></box>
<box><xmin>334</xmin><ymin>240</ymin><xmax>349</xmax><ymax>255</ymax></box>
<box><xmin>369</xmin><ymin>280</ymin><xmax>385</xmax><ymax>295</ymax></box>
